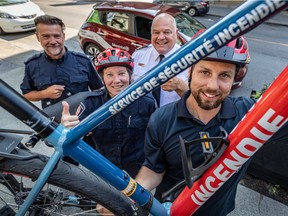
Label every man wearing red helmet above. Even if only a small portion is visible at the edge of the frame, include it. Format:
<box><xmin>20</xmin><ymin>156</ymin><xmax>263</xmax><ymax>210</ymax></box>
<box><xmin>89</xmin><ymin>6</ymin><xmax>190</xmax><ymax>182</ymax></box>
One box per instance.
<box><xmin>61</xmin><ymin>48</ymin><xmax>156</xmax><ymax>178</ymax></box>
<box><xmin>135</xmin><ymin>37</ymin><xmax>256</xmax><ymax>216</ymax></box>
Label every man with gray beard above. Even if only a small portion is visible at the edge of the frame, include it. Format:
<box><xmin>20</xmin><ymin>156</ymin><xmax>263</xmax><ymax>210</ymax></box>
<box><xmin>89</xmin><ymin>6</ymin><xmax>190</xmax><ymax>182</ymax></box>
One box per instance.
<box><xmin>20</xmin><ymin>15</ymin><xmax>103</xmax><ymax>109</ymax></box>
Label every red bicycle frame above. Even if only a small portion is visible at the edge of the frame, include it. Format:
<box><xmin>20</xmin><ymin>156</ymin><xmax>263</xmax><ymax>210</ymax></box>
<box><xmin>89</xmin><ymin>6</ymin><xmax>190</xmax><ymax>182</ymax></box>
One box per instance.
<box><xmin>171</xmin><ymin>66</ymin><xmax>288</xmax><ymax>215</ymax></box>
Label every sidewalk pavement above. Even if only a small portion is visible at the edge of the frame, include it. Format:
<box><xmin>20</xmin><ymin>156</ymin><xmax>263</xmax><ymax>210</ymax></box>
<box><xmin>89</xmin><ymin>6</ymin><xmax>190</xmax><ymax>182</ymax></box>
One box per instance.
<box><xmin>208</xmin><ymin>2</ymin><xmax>288</xmax><ymax>27</ymax></box>
<box><xmin>207</xmin><ymin>3</ymin><xmax>288</xmax><ymax>216</ymax></box>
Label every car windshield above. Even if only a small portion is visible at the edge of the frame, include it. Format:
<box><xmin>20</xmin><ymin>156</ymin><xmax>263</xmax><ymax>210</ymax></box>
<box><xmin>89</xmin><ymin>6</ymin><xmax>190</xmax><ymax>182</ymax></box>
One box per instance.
<box><xmin>0</xmin><ymin>0</ymin><xmax>28</xmax><ymax>6</ymax></box>
<box><xmin>175</xmin><ymin>12</ymin><xmax>205</xmax><ymax>37</ymax></box>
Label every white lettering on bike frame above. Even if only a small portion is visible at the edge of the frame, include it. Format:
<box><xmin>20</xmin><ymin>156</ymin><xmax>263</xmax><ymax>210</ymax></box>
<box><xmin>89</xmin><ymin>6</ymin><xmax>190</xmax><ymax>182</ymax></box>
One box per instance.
<box><xmin>191</xmin><ymin>108</ymin><xmax>288</xmax><ymax>205</ymax></box>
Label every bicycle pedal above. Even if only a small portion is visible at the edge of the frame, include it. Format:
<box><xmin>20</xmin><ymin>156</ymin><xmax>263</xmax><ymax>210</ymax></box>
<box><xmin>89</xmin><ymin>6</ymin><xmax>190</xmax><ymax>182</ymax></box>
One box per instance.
<box><xmin>0</xmin><ymin>205</ymin><xmax>16</xmax><ymax>216</ymax></box>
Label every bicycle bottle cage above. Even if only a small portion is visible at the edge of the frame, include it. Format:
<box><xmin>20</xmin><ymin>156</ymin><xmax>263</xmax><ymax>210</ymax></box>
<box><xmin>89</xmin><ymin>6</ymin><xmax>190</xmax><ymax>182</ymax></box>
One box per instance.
<box><xmin>162</xmin><ymin>179</ymin><xmax>187</xmax><ymax>203</ymax></box>
<box><xmin>161</xmin><ymin>127</ymin><xmax>230</xmax><ymax>203</ymax></box>
<box><xmin>180</xmin><ymin>126</ymin><xmax>229</xmax><ymax>189</ymax></box>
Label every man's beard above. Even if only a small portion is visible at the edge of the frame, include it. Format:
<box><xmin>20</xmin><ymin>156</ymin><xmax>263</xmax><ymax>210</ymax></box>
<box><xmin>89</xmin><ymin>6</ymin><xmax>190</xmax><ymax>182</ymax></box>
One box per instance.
<box><xmin>47</xmin><ymin>46</ymin><xmax>63</xmax><ymax>57</ymax></box>
<box><xmin>192</xmin><ymin>89</ymin><xmax>223</xmax><ymax>110</ymax></box>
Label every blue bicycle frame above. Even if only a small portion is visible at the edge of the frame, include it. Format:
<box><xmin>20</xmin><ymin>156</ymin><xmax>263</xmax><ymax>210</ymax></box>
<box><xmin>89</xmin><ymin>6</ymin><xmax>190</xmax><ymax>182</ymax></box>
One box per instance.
<box><xmin>0</xmin><ymin>1</ymin><xmax>287</xmax><ymax>215</ymax></box>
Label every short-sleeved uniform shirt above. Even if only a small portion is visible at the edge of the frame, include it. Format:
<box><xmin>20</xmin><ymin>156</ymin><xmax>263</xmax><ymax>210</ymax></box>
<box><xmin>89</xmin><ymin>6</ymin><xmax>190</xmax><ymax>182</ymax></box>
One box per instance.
<box><xmin>143</xmin><ymin>90</ymin><xmax>255</xmax><ymax>216</ymax></box>
<box><xmin>132</xmin><ymin>44</ymin><xmax>188</xmax><ymax>107</ymax></box>
<box><xmin>20</xmin><ymin>49</ymin><xmax>103</xmax><ymax>108</ymax></box>
<box><xmin>78</xmin><ymin>89</ymin><xmax>156</xmax><ymax>178</ymax></box>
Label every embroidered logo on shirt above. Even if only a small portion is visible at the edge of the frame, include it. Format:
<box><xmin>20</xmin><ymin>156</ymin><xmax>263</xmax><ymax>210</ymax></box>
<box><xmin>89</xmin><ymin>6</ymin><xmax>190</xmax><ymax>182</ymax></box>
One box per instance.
<box><xmin>77</xmin><ymin>102</ymin><xmax>86</xmax><ymax>117</ymax></box>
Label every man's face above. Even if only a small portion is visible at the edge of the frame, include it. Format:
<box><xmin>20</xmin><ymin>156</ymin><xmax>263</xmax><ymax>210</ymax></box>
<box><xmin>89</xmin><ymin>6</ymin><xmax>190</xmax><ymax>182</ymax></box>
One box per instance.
<box><xmin>151</xmin><ymin>17</ymin><xmax>177</xmax><ymax>55</ymax></box>
<box><xmin>36</xmin><ymin>23</ymin><xmax>65</xmax><ymax>59</ymax></box>
<box><xmin>189</xmin><ymin>60</ymin><xmax>236</xmax><ymax>110</ymax></box>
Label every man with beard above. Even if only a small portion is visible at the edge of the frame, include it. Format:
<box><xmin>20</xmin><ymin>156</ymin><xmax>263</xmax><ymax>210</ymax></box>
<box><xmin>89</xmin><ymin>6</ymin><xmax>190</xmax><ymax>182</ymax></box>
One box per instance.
<box><xmin>20</xmin><ymin>15</ymin><xmax>103</xmax><ymax>109</ymax></box>
<box><xmin>135</xmin><ymin>37</ymin><xmax>254</xmax><ymax>216</ymax></box>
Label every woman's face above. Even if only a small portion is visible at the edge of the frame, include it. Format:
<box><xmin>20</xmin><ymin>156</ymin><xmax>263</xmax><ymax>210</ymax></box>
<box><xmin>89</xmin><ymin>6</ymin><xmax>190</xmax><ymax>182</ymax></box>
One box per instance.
<box><xmin>102</xmin><ymin>66</ymin><xmax>130</xmax><ymax>97</ymax></box>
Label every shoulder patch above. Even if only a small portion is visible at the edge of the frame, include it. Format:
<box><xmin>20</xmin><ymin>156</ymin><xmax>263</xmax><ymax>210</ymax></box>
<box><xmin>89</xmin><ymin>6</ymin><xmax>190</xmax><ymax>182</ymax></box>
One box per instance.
<box><xmin>24</xmin><ymin>53</ymin><xmax>42</xmax><ymax>64</ymax></box>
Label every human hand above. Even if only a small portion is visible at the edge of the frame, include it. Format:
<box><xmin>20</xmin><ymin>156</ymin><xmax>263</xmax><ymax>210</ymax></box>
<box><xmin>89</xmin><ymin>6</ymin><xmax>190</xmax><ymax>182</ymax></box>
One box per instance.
<box><xmin>61</xmin><ymin>101</ymin><xmax>79</xmax><ymax>128</ymax></box>
<box><xmin>161</xmin><ymin>77</ymin><xmax>179</xmax><ymax>92</ymax></box>
<box><xmin>46</xmin><ymin>85</ymin><xmax>65</xmax><ymax>99</ymax></box>
<box><xmin>96</xmin><ymin>203</ymin><xmax>114</xmax><ymax>215</ymax></box>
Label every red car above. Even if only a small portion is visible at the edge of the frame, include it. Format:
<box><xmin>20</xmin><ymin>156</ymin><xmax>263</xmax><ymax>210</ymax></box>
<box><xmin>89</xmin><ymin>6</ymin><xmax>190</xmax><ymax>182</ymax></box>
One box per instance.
<box><xmin>78</xmin><ymin>1</ymin><xmax>205</xmax><ymax>57</ymax></box>
<box><xmin>78</xmin><ymin>1</ymin><xmax>248</xmax><ymax>88</ymax></box>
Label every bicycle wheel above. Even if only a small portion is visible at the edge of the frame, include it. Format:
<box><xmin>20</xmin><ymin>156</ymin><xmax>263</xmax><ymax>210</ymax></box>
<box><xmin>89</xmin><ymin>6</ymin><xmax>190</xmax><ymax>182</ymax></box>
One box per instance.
<box><xmin>0</xmin><ymin>146</ymin><xmax>148</xmax><ymax>216</ymax></box>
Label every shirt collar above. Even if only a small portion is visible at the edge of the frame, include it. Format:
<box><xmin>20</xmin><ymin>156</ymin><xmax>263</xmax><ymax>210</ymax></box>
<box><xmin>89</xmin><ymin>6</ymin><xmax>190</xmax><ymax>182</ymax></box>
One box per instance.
<box><xmin>177</xmin><ymin>91</ymin><xmax>237</xmax><ymax>120</ymax></box>
<box><xmin>151</xmin><ymin>44</ymin><xmax>180</xmax><ymax>62</ymax></box>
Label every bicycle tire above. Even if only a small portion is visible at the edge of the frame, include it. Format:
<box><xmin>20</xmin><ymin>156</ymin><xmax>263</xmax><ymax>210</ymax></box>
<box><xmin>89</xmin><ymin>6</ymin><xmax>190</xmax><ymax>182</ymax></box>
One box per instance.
<box><xmin>0</xmin><ymin>147</ymin><xmax>148</xmax><ymax>216</ymax></box>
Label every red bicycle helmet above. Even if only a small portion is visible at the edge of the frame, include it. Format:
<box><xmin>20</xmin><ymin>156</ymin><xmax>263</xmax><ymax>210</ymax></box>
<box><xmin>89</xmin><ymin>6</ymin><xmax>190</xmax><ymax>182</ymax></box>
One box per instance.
<box><xmin>94</xmin><ymin>48</ymin><xmax>134</xmax><ymax>72</ymax></box>
<box><xmin>205</xmin><ymin>36</ymin><xmax>250</xmax><ymax>68</ymax></box>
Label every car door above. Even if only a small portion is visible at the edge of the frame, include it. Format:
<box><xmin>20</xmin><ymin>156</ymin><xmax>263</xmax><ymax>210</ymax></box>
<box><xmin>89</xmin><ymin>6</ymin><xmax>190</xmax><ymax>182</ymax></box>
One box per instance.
<box><xmin>95</xmin><ymin>11</ymin><xmax>130</xmax><ymax>52</ymax></box>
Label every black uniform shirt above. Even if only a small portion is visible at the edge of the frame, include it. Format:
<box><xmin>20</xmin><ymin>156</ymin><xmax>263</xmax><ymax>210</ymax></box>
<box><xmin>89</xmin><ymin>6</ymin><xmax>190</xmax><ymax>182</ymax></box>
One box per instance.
<box><xmin>20</xmin><ymin>48</ymin><xmax>103</xmax><ymax>108</ymax></box>
<box><xmin>78</xmin><ymin>90</ymin><xmax>156</xmax><ymax>178</ymax></box>
<box><xmin>143</xmin><ymin>90</ymin><xmax>256</xmax><ymax>216</ymax></box>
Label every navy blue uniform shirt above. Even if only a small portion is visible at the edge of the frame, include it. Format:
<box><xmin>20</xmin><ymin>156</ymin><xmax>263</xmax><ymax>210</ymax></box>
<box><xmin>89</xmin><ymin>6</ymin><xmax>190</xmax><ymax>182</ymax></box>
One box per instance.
<box><xmin>20</xmin><ymin>48</ymin><xmax>103</xmax><ymax>108</ymax></box>
<box><xmin>143</xmin><ymin>90</ymin><xmax>256</xmax><ymax>216</ymax></box>
<box><xmin>78</xmin><ymin>89</ymin><xmax>156</xmax><ymax>178</ymax></box>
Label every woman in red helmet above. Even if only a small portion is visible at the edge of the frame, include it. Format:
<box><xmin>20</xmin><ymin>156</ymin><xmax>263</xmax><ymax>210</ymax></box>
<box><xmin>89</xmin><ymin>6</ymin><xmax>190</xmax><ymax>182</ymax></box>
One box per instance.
<box><xmin>61</xmin><ymin>48</ymin><xmax>156</xmax><ymax>178</ymax></box>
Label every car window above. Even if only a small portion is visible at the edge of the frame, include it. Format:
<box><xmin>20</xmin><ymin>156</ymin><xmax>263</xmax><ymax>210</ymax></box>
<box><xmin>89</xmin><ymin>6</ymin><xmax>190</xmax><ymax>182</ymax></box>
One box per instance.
<box><xmin>135</xmin><ymin>16</ymin><xmax>152</xmax><ymax>40</ymax></box>
<box><xmin>86</xmin><ymin>10</ymin><xmax>102</xmax><ymax>24</ymax></box>
<box><xmin>174</xmin><ymin>13</ymin><xmax>204</xmax><ymax>38</ymax></box>
<box><xmin>104</xmin><ymin>12</ymin><xmax>129</xmax><ymax>33</ymax></box>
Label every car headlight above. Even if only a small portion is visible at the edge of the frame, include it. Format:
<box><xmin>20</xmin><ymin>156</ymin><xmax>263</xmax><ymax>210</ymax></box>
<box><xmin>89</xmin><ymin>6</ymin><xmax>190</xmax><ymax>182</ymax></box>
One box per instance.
<box><xmin>0</xmin><ymin>11</ymin><xmax>17</xmax><ymax>19</ymax></box>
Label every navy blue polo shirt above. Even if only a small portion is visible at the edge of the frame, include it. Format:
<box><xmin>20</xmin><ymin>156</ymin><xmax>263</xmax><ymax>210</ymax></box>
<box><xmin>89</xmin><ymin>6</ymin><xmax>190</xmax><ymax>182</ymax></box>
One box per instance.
<box><xmin>143</xmin><ymin>90</ymin><xmax>255</xmax><ymax>216</ymax></box>
<box><xmin>20</xmin><ymin>49</ymin><xmax>103</xmax><ymax>108</ymax></box>
<box><xmin>78</xmin><ymin>90</ymin><xmax>156</xmax><ymax>178</ymax></box>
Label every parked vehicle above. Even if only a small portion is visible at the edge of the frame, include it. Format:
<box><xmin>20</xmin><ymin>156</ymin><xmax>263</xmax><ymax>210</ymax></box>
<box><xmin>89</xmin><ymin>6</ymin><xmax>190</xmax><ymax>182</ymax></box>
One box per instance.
<box><xmin>158</xmin><ymin>1</ymin><xmax>210</xmax><ymax>16</ymax></box>
<box><xmin>78</xmin><ymin>1</ymin><xmax>249</xmax><ymax>88</ymax></box>
<box><xmin>78</xmin><ymin>1</ymin><xmax>205</xmax><ymax>57</ymax></box>
<box><xmin>0</xmin><ymin>0</ymin><xmax>45</xmax><ymax>35</ymax></box>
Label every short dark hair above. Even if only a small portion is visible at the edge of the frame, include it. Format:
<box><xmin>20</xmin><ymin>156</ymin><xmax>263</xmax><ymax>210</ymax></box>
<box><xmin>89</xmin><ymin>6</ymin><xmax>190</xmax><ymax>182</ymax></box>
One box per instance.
<box><xmin>34</xmin><ymin>15</ymin><xmax>65</xmax><ymax>31</ymax></box>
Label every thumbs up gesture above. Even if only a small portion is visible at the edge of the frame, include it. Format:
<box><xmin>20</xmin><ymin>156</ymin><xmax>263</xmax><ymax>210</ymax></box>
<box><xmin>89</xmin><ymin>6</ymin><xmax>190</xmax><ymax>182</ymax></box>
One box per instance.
<box><xmin>61</xmin><ymin>101</ymin><xmax>80</xmax><ymax>128</ymax></box>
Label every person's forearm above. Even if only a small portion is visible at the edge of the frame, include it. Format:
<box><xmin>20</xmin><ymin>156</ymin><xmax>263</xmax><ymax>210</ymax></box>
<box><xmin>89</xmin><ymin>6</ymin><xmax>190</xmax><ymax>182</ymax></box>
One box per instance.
<box><xmin>135</xmin><ymin>166</ymin><xmax>164</xmax><ymax>191</ymax></box>
<box><xmin>175</xmin><ymin>78</ymin><xmax>189</xmax><ymax>97</ymax></box>
<box><xmin>23</xmin><ymin>90</ymin><xmax>47</xmax><ymax>101</ymax></box>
